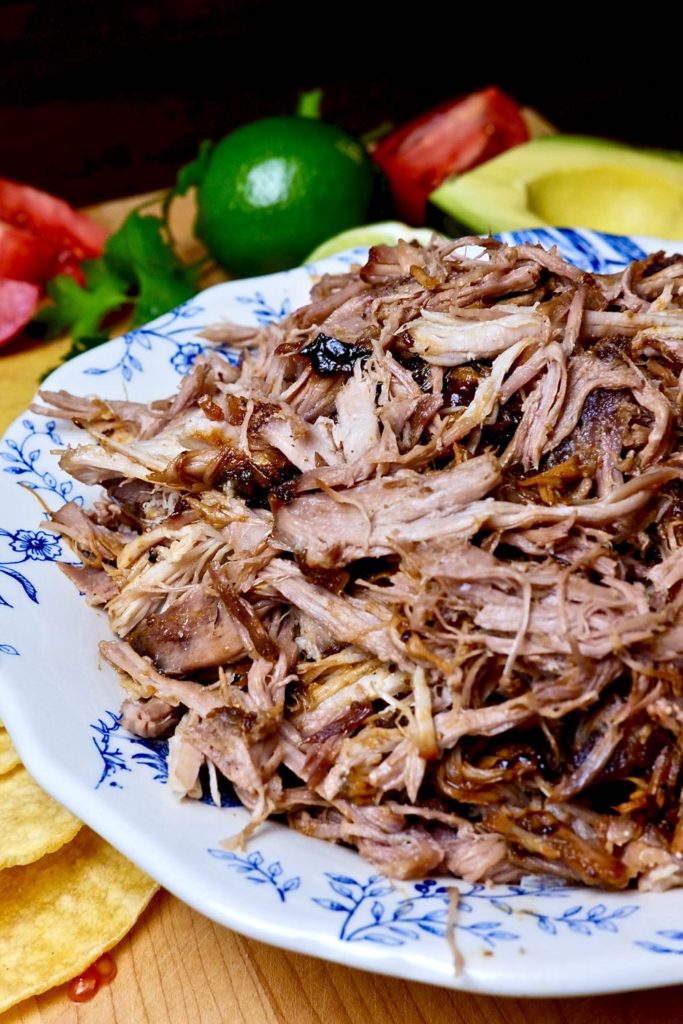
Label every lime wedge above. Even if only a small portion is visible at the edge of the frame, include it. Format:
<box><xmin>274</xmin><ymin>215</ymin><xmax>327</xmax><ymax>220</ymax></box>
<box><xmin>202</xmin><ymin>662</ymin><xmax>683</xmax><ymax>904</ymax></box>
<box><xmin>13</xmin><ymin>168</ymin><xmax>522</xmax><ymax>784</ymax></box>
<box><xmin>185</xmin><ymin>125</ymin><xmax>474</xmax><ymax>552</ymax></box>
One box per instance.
<box><xmin>304</xmin><ymin>221</ymin><xmax>444</xmax><ymax>263</ymax></box>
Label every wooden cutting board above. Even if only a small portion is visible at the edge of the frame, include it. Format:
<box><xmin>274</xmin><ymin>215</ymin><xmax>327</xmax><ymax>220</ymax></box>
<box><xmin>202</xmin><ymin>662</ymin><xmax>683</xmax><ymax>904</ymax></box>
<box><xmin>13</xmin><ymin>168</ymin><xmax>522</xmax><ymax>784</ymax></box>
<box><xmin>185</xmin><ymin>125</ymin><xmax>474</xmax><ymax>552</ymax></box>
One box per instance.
<box><xmin>2</xmin><ymin>194</ymin><xmax>682</xmax><ymax>1024</ymax></box>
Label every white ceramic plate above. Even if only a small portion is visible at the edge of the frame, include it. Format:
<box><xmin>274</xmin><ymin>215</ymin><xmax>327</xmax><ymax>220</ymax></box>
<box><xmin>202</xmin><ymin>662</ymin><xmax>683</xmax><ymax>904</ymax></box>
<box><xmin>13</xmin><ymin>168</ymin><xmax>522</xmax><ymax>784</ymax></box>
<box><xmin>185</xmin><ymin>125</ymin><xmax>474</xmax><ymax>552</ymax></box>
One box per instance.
<box><xmin>2</xmin><ymin>229</ymin><xmax>683</xmax><ymax>997</ymax></box>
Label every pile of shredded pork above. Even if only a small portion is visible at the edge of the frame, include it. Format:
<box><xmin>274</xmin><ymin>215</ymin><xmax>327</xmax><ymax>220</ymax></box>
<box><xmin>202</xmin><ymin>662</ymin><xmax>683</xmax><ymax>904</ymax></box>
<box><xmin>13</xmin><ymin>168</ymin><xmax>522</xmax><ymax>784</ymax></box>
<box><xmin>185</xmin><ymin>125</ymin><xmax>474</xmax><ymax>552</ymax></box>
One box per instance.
<box><xmin>37</xmin><ymin>236</ymin><xmax>683</xmax><ymax>891</ymax></box>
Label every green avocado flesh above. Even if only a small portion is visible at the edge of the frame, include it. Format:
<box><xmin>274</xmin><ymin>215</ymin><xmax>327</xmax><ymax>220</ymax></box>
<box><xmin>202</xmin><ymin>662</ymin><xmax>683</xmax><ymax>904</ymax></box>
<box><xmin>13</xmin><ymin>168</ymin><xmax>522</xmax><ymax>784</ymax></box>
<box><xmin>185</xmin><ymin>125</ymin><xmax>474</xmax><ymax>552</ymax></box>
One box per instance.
<box><xmin>430</xmin><ymin>135</ymin><xmax>683</xmax><ymax>238</ymax></box>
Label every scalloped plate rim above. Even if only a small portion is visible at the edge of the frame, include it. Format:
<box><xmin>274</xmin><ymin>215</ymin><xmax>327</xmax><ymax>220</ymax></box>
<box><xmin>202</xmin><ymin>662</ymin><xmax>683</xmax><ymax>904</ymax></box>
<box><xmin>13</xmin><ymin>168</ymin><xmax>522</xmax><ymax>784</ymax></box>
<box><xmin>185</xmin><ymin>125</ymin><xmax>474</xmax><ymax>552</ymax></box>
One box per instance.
<box><xmin>2</xmin><ymin>229</ymin><xmax>683</xmax><ymax>998</ymax></box>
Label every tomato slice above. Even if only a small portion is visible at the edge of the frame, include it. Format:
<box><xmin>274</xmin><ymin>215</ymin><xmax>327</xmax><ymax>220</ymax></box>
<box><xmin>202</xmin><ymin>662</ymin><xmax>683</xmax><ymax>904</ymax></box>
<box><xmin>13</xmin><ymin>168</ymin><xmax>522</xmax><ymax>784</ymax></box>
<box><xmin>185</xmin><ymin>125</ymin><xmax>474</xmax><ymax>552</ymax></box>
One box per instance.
<box><xmin>0</xmin><ymin>221</ymin><xmax>62</xmax><ymax>283</ymax></box>
<box><xmin>0</xmin><ymin>180</ymin><xmax>106</xmax><ymax>345</ymax></box>
<box><xmin>372</xmin><ymin>86</ymin><xmax>529</xmax><ymax>224</ymax></box>
<box><xmin>0</xmin><ymin>278</ymin><xmax>40</xmax><ymax>346</ymax></box>
<box><xmin>0</xmin><ymin>179</ymin><xmax>107</xmax><ymax>263</ymax></box>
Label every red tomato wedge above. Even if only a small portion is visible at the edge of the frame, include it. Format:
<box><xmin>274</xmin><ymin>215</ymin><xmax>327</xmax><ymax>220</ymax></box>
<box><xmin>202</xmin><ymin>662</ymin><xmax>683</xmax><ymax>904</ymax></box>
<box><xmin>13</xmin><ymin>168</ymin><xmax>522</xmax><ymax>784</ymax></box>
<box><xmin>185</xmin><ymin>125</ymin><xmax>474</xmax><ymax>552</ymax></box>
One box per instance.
<box><xmin>0</xmin><ymin>179</ymin><xmax>108</xmax><ymax>268</ymax></box>
<box><xmin>372</xmin><ymin>86</ymin><xmax>529</xmax><ymax>224</ymax></box>
<box><xmin>0</xmin><ymin>278</ymin><xmax>40</xmax><ymax>346</ymax></box>
<box><xmin>0</xmin><ymin>221</ymin><xmax>62</xmax><ymax>283</ymax></box>
<box><xmin>0</xmin><ymin>178</ymin><xmax>108</xmax><ymax>344</ymax></box>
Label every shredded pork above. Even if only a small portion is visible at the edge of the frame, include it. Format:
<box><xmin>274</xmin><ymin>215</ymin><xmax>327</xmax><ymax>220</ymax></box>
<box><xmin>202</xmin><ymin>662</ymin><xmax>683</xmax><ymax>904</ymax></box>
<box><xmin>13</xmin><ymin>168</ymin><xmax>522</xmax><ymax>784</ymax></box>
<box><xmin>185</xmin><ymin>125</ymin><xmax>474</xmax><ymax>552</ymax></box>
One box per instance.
<box><xmin>39</xmin><ymin>236</ymin><xmax>683</xmax><ymax>890</ymax></box>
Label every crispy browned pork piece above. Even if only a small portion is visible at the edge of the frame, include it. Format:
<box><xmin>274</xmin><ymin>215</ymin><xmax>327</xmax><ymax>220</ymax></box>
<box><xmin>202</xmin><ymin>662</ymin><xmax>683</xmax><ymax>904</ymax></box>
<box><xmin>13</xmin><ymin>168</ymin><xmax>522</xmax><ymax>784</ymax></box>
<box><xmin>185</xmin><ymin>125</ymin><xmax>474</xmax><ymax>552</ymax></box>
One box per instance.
<box><xmin>37</xmin><ymin>237</ymin><xmax>683</xmax><ymax>890</ymax></box>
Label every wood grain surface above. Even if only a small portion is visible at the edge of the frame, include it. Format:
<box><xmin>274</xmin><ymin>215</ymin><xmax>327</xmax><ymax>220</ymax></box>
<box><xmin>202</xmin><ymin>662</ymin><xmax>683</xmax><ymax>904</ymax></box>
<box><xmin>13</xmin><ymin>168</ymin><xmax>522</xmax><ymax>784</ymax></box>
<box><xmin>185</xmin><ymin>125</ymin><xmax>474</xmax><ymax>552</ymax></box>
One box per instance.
<box><xmin>2</xmin><ymin>193</ymin><xmax>683</xmax><ymax>1023</ymax></box>
<box><xmin>4</xmin><ymin>889</ymin><xmax>683</xmax><ymax>1024</ymax></box>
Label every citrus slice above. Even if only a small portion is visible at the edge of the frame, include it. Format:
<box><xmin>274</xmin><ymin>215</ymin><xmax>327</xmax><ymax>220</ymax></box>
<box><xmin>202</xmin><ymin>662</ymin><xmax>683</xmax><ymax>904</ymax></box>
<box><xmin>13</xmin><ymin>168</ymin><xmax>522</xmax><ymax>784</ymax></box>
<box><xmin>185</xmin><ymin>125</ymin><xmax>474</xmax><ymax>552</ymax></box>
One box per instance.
<box><xmin>305</xmin><ymin>221</ymin><xmax>444</xmax><ymax>263</ymax></box>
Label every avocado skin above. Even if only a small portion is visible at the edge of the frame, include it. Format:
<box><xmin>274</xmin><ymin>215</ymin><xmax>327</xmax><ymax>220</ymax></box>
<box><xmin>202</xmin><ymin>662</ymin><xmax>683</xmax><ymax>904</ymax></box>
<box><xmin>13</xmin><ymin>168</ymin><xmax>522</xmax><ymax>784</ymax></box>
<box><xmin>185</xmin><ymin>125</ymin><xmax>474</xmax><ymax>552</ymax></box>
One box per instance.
<box><xmin>429</xmin><ymin>135</ymin><xmax>683</xmax><ymax>239</ymax></box>
<box><xmin>425</xmin><ymin>201</ymin><xmax>470</xmax><ymax>237</ymax></box>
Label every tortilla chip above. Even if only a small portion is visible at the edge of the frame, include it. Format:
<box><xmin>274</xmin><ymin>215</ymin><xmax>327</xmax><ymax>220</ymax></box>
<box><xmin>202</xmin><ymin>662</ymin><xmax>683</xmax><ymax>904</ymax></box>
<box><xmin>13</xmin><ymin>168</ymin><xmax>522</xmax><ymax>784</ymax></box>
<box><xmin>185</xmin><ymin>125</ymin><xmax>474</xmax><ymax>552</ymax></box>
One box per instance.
<box><xmin>0</xmin><ymin>827</ymin><xmax>158</xmax><ymax>1012</ymax></box>
<box><xmin>0</xmin><ymin>729</ymin><xmax>19</xmax><ymax>776</ymax></box>
<box><xmin>0</xmin><ymin>765</ymin><xmax>81</xmax><ymax>868</ymax></box>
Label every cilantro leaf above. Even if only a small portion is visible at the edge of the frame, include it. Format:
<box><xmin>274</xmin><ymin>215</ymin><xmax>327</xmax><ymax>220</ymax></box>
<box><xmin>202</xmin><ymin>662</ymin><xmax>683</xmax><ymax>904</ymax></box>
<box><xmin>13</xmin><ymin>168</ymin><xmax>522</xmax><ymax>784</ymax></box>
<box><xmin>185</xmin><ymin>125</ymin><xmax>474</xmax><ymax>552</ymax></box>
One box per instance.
<box><xmin>35</xmin><ymin>176</ymin><xmax>205</xmax><ymax>373</ymax></box>
<box><xmin>38</xmin><ymin>209</ymin><xmax>201</xmax><ymax>350</ymax></box>
<box><xmin>173</xmin><ymin>140</ymin><xmax>214</xmax><ymax>198</ymax></box>
<box><xmin>105</xmin><ymin>210</ymin><xmax>175</xmax><ymax>283</ymax></box>
<box><xmin>134</xmin><ymin>264</ymin><xmax>198</xmax><ymax>324</ymax></box>
<box><xmin>105</xmin><ymin>211</ymin><xmax>200</xmax><ymax>324</ymax></box>
<box><xmin>38</xmin><ymin>260</ymin><xmax>128</xmax><ymax>340</ymax></box>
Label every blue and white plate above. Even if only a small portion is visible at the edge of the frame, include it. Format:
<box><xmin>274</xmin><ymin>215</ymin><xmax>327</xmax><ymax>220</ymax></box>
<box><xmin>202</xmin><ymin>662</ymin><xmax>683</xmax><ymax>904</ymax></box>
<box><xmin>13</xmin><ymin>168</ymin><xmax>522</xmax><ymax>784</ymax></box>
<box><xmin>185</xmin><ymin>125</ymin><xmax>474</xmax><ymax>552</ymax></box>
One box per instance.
<box><xmin>1</xmin><ymin>229</ymin><xmax>683</xmax><ymax>997</ymax></box>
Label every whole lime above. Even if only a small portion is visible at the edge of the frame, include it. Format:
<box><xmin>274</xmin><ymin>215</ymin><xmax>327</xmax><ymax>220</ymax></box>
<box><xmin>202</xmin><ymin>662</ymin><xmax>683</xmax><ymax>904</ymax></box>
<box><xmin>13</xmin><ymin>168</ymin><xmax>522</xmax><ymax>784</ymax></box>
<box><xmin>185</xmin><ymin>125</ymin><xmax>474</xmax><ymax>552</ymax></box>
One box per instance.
<box><xmin>196</xmin><ymin>116</ymin><xmax>375</xmax><ymax>276</ymax></box>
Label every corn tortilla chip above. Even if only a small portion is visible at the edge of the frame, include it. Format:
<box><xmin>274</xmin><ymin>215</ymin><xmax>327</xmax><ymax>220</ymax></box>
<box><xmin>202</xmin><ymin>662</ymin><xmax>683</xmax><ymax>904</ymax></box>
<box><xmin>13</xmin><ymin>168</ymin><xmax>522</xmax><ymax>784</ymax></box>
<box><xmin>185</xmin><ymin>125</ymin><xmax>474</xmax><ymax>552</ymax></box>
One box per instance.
<box><xmin>0</xmin><ymin>729</ymin><xmax>19</xmax><ymax>776</ymax></box>
<box><xmin>0</xmin><ymin>827</ymin><xmax>158</xmax><ymax>1012</ymax></box>
<box><xmin>0</xmin><ymin>765</ymin><xmax>81</xmax><ymax>868</ymax></box>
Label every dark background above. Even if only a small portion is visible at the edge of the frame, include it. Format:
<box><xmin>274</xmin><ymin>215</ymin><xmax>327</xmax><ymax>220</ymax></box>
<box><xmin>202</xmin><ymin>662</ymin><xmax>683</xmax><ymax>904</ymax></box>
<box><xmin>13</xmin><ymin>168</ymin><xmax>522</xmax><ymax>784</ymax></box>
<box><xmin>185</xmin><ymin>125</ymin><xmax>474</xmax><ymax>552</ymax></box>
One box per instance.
<box><xmin>1</xmin><ymin>0</ymin><xmax>679</xmax><ymax>207</ymax></box>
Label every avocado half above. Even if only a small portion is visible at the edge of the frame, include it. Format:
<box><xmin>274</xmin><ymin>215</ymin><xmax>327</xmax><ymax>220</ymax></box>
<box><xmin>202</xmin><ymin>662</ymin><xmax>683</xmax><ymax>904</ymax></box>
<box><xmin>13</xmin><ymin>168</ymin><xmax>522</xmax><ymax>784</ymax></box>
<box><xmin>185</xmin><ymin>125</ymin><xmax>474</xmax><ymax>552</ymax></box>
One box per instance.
<box><xmin>429</xmin><ymin>135</ymin><xmax>683</xmax><ymax>238</ymax></box>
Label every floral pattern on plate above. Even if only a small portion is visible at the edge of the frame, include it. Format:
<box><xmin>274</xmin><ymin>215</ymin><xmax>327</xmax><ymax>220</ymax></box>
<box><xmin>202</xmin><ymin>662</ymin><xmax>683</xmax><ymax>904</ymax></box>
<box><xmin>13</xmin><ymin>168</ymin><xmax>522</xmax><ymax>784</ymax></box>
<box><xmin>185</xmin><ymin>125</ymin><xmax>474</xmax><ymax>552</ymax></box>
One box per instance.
<box><xmin>1</xmin><ymin>229</ymin><xmax>682</xmax><ymax>997</ymax></box>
